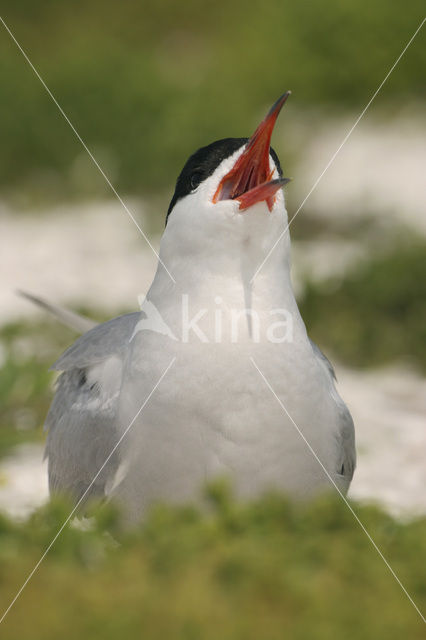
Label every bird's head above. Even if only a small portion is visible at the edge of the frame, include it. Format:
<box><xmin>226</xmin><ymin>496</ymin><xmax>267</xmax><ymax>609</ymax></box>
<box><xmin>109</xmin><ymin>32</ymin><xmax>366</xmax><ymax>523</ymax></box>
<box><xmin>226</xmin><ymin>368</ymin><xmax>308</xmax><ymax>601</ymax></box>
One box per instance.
<box><xmin>160</xmin><ymin>92</ymin><xmax>292</xmax><ymax>279</ymax></box>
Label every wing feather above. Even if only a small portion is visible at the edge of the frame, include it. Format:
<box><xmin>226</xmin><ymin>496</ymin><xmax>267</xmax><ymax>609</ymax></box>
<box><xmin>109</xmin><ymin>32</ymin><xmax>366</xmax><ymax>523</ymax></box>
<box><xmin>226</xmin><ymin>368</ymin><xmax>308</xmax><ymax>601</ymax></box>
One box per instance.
<box><xmin>45</xmin><ymin>313</ymin><xmax>139</xmax><ymax>505</ymax></box>
<box><xmin>310</xmin><ymin>339</ymin><xmax>356</xmax><ymax>488</ymax></box>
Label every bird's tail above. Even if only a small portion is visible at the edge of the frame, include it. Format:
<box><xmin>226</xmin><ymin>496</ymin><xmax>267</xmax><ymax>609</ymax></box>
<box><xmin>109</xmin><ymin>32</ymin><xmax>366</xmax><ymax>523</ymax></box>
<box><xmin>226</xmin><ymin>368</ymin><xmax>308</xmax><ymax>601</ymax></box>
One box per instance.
<box><xmin>17</xmin><ymin>290</ymin><xmax>97</xmax><ymax>334</ymax></box>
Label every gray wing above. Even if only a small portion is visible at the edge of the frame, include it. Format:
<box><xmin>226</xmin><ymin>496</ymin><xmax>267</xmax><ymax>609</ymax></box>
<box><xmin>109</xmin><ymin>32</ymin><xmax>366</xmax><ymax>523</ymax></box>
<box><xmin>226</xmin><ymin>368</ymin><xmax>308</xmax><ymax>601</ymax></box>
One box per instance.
<box><xmin>45</xmin><ymin>312</ymin><xmax>140</xmax><ymax>505</ymax></box>
<box><xmin>309</xmin><ymin>339</ymin><xmax>356</xmax><ymax>490</ymax></box>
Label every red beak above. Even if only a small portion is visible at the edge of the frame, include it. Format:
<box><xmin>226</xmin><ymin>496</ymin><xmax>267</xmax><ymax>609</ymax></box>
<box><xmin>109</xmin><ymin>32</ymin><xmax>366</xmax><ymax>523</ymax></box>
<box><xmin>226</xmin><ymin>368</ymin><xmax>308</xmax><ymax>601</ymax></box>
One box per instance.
<box><xmin>213</xmin><ymin>91</ymin><xmax>291</xmax><ymax>211</ymax></box>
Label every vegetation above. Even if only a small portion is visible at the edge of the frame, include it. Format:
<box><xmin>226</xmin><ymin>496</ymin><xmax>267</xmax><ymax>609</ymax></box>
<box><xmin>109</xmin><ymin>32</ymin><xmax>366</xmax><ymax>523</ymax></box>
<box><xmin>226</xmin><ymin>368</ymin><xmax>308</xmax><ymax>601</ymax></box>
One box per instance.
<box><xmin>0</xmin><ymin>317</ymin><xmax>81</xmax><ymax>457</ymax></box>
<box><xmin>0</xmin><ymin>0</ymin><xmax>425</xmax><ymax>204</ymax></box>
<box><xmin>300</xmin><ymin>239</ymin><xmax>426</xmax><ymax>372</ymax></box>
<box><xmin>0</xmin><ymin>486</ymin><xmax>425</xmax><ymax>639</ymax></box>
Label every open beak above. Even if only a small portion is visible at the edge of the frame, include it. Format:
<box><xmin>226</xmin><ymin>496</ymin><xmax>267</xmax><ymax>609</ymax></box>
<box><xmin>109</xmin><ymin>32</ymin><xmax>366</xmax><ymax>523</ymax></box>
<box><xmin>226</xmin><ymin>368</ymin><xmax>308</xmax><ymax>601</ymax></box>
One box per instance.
<box><xmin>213</xmin><ymin>91</ymin><xmax>291</xmax><ymax>212</ymax></box>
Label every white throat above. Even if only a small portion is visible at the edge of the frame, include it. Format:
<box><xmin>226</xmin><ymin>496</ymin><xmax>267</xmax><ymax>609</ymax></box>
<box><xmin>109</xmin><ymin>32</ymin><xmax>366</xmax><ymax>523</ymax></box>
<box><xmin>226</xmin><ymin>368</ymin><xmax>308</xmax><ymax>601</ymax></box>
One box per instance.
<box><xmin>142</xmin><ymin>149</ymin><xmax>300</xmax><ymax>346</ymax></box>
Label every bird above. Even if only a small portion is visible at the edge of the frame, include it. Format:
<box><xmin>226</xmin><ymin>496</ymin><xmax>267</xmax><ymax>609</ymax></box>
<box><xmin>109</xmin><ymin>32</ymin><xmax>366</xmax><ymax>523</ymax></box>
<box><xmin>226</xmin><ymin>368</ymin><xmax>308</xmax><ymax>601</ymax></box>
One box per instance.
<box><xmin>36</xmin><ymin>91</ymin><xmax>355</xmax><ymax>524</ymax></box>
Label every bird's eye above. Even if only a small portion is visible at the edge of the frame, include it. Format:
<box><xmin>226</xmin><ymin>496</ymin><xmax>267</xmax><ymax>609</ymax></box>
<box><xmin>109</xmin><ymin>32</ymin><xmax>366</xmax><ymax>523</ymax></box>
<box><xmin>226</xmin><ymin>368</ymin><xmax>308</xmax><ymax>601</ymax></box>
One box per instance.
<box><xmin>190</xmin><ymin>172</ymin><xmax>203</xmax><ymax>190</ymax></box>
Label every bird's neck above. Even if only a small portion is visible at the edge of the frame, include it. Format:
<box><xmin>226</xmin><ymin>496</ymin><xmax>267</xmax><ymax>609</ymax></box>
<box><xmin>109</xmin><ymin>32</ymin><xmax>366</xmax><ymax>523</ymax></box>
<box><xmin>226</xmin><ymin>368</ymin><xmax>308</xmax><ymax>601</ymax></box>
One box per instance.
<box><xmin>148</xmin><ymin>225</ymin><xmax>298</xmax><ymax>320</ymax></box>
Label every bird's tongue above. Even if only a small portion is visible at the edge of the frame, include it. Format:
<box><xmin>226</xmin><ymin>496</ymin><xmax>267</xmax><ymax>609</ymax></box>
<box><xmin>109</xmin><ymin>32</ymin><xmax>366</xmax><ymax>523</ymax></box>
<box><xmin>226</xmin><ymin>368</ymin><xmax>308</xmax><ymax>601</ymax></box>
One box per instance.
<box><xmin>213</xmin><ymin>91</ymin><xmax>290</xmax><ymax>211</ymax></box>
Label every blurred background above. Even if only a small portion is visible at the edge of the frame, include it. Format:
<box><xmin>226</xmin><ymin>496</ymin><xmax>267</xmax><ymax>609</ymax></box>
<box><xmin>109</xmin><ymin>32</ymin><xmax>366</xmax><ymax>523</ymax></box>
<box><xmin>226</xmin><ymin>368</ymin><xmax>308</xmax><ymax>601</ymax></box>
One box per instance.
<box><xmin>0</xmin><ymin>1</ymin><xmax>425</xmax><ymax>636</ymax></box>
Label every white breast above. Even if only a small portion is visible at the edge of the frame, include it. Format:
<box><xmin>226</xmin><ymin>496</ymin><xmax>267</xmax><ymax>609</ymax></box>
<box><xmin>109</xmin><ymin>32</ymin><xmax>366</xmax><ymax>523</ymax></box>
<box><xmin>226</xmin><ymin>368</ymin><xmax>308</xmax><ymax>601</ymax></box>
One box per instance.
<box><xmin>113</xmin><ymin>281</ymin><xmax>345</xmax><ymax>523</ymax></box>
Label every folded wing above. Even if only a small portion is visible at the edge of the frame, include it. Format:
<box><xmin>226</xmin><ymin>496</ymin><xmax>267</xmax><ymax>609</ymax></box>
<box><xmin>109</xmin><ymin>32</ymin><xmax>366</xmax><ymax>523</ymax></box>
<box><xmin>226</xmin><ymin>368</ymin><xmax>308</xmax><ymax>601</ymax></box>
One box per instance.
<box><xmin>45</xmin><ymin>312</ymin><xmax>139</xmax><ymax>506</ymax></box>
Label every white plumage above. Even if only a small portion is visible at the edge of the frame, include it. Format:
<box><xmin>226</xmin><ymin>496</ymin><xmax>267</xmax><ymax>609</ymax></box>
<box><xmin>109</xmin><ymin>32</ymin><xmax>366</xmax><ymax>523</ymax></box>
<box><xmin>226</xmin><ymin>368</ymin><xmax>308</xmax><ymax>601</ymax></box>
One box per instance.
<box><xmin>42</xmin><ymin>96</ymin><xmax>355</xmax><ymax>523</ymax></box>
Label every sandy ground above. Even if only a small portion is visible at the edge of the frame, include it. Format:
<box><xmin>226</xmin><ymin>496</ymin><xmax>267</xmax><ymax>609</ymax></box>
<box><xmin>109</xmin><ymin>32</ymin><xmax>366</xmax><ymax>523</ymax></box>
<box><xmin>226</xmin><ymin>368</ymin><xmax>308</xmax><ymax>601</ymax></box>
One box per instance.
<box><xmin>341</xmin><ymin>365</ymin><xmax>426</xmax><ymax>517</ymax></box>
<box><xmin>283</xmin><ymin>109</ymin><xmax>426</xmax><ymax>231</ymax></box>
<box><xmin>0</xmin><ymin>200</ymin><xmax>158</xmax><ymax>325</ymax></box>
<box><xmin>0</xmin><ymin>444</ymin><xmax>48</xmax><ymax>519</ymax></box>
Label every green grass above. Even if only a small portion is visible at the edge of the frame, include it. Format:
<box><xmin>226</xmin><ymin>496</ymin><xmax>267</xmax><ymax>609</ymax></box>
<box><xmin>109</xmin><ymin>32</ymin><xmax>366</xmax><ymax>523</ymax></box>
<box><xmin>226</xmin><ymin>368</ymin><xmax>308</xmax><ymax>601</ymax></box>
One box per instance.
<box><xmin>0</xmin><ymin>487</ymin><xmax>425</xmax><ymax>638</ymax></box>
<box><xmin>0</xmin><ymin>0</ymin><xmax>424</xmax><ymax>204</ymax></box>
<box><xmin>0</xmin><ymin>306</ymin><xmax>124</xmax><ymax>457</ymax></box>
<box><xmin>299</xmin><ymin>239</ymin><xmax>426</xmax><ymax>372</ymax></box>
<box><xmin>0</xmin><ymin>318</ymin><xmax>77</xmax><ymax>457</ymax></box>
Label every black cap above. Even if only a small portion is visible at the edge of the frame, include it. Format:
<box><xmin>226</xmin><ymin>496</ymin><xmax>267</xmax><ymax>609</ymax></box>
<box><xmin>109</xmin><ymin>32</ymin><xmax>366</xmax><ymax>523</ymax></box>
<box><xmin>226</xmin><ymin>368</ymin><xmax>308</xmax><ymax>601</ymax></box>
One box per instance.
<box><xmin>166</xmin><ymin>138</ymin><xmax>282</xmax><ymax>225</ymax></box>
